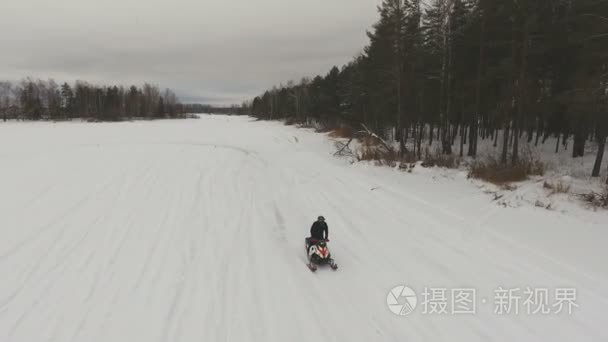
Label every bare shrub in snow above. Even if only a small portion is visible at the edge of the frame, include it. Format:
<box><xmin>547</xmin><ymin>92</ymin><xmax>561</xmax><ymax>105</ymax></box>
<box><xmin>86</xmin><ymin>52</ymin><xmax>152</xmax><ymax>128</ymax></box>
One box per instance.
<box><xmin>295</xmin><ymin>118</ymin><xmax>322</xmax><ymax>130</ymax></box>
<box><xmin>328</xmin><ymin>125</ymin><xmax>354</xmax><ymax>139</ymax></box>
<box><xmin>284</xmin><ymin>117</ymin><xmax>300</xmax><ymax>126</ymax></box>
<box><xmin>357</xmin><ymin>145</ymin><xmax>398</xmax><ymax>167</ymax></box>
<box><xmin>469</xmin><ymin>152</ymin><xmax>545</xmax><ymax>185</ymax></box>
<box><xmin>359</xmin><ymin>134</ymin><xmax>385</xmax><ymax>148</ymax></box>
<box><xmin>501</xmin><ymin>183</ymin><xmax>518</xmax><ymax>191</ymax></box>
<box><xmin>579</xmin><ymin>189</ymin><xmax>608</xmax><ymax>208</ymax></box>
<box><xmin>421</xmin><ymin>147</ymin><xmax>460</xmax><ymax>169</ymax></box>
<box><xmin>544</xmin><ymin>181</ymin><xmax>571</xmax><ymax>194</ymax></box>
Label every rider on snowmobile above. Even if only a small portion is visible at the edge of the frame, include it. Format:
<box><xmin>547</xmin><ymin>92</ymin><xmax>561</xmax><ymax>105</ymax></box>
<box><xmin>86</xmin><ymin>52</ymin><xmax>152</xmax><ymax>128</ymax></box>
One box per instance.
<box><xmin>306</xmin><ymin>216</ymin><xmax>338</xmax><ymax>271</ymax></box>
<box><xmin>309</xmin><ymin>216</ymin><xmax>328</xmax><ymax>244</ymax></box>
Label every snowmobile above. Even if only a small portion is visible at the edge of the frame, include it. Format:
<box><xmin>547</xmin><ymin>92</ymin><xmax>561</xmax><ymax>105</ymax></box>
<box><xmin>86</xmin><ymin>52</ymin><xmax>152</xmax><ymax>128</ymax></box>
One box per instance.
<box><xmin>305</xmin><ymin>238</ymin><xmax>338</xmax><ymax>272</ymax></box>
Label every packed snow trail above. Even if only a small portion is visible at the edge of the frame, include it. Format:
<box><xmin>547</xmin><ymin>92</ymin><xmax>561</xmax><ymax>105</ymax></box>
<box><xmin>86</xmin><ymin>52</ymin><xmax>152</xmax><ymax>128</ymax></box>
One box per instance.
<box><xmin>0</xmin><ymin>116</ymin><xmax>606</xmax><ymax>342</ymax></box>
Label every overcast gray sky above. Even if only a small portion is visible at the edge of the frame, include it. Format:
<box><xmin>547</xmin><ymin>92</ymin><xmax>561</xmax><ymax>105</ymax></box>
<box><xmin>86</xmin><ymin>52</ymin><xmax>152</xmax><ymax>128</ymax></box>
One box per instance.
<box><xmin>0</xmin><ymin>0</ymin><xmax>382</xmax><ymax>105</ymax></box>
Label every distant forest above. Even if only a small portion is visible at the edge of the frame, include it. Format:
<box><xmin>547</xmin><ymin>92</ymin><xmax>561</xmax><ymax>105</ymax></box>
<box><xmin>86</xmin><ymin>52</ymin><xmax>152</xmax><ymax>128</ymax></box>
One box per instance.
<box><xmin>0</xmin><ymin>78</ymin><xmax>250</xmax><ymax>121</ymax></box>
<box><xmin>184</xmin><ymin>103</ymin><xmax>248</xmax><ymax>115</ymax></box>
<box><xmin>246</xmin><ymin>0</ymin><xmax>608</xmax><ymax>180</ymax></box>
<box><xmin>0</xmin><ymin>78</ymin><xmax>186</xmax><ymax>121</ymax></box>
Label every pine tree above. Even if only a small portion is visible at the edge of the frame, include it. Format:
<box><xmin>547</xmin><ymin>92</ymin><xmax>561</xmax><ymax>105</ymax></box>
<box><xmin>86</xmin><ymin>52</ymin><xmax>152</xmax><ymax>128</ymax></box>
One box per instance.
<box><xmin>60</xmin><ymin>82</ymin><xmax>74</xmax><ymax>119</ymax></box>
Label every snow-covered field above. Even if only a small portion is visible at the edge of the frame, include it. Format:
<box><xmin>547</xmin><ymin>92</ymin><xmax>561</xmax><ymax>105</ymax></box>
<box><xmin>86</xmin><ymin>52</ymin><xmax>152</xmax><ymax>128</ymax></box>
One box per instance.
<box><xmin>0</xmin><ymin>115</ymin><xmax>606</xmax><ymax>342</ymax></box>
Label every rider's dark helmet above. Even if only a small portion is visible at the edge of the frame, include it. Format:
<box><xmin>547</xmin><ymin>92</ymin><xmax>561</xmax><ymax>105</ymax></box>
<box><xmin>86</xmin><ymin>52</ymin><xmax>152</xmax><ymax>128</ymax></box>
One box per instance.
<box><xmin>318</xmin><ymin>216</ymin><xmax>325</xmax><ymax>222</ymax></box>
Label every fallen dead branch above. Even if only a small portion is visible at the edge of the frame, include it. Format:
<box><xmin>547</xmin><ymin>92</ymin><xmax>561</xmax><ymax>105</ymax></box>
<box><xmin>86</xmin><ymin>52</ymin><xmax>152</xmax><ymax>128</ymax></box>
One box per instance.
<box><xmin>577</xmin><ymin>191</ymin><xmax>608</xmax><ymax>208</ymax></box>
<box><xmin>360</xmin><ymin>123</ymin><xmax>394</xmax><ymax>153</ymax></box>
<box><xmin>334</xmin><ymin>138</ymin><xmax>354</xmax><ymax>157</ymax></box>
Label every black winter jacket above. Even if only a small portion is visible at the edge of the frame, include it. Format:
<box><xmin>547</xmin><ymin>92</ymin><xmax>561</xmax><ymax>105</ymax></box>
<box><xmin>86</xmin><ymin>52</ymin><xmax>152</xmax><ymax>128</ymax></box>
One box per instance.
<box><xmin>310</xmin><ymin>221</ymin><xmax>328</xmax><ymax>240</ymax></box>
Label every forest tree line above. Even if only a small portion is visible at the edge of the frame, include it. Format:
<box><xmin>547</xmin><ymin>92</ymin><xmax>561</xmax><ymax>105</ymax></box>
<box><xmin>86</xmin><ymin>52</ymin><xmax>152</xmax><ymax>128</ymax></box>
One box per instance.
<box><xmin>0</xmin><ymin>78</ymin><xmax>186</xmax><ymax>121</ymax></box>
<box><xmin>183</xmin><ymin>103</ymin><xmax>248</xmax><ymax>115</ymax></box>
<box><xmin>247</xmin><ymin>0</ymin><xmax>608</xmax><ymax>181</ymax></box>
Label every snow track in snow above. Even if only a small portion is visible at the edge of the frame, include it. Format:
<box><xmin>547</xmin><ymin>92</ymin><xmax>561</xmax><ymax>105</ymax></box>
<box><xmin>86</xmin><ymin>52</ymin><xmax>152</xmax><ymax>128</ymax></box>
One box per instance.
<box><xmin>0</xmin><ymin>116</ymin><xmax>606</xmax><ymax>341</ymax></box>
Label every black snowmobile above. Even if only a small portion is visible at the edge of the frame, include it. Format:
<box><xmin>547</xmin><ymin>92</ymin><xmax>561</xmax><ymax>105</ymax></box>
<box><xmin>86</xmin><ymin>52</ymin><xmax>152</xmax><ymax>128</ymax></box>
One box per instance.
<box><xmin>305</xmin><ymin>238</ymin><xmax>338</xmax><ymax>272</ymax></box>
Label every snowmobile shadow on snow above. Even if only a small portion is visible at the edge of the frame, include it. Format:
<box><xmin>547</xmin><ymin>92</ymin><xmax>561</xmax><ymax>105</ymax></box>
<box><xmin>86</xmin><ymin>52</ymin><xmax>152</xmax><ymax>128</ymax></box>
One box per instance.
<box><xmin>305</xmin><ymin>238</ymin><xmax>338</xmax><ymax>272</ymax></box>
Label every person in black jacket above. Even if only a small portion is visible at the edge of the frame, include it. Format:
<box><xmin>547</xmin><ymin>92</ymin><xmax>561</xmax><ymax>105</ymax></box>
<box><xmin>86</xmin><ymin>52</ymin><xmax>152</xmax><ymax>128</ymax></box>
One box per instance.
<box><xmin>309</xmin><ymin>216</ymin><xmax>328</xmax><ymax>243</ymax></box>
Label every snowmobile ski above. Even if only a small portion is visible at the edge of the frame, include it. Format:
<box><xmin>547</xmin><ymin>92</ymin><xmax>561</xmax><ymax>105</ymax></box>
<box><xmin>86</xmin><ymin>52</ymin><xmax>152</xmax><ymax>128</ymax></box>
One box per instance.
<box><xmin>307</xmin><ymin>263</ymin><xmax>318</xmax><ymax>272</ymax></box>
